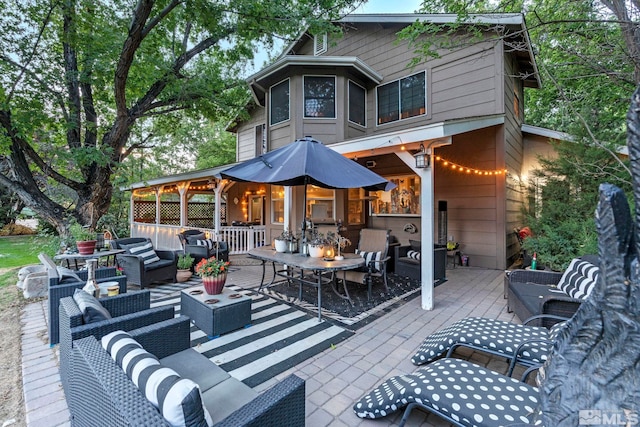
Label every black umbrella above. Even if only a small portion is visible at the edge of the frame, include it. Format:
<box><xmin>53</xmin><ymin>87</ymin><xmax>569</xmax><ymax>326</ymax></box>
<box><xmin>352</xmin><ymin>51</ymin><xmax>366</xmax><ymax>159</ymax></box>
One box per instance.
<box><xmin>220</xmin><ymin>137</ymin><xmax>395</xmax><ymax>245</ymax></box>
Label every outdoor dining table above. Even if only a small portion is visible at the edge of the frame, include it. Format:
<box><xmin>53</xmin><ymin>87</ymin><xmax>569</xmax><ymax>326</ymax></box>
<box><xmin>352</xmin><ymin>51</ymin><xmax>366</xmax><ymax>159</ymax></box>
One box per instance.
<box><xmin>248</xmin><ymin>247</ymin><xmax>365</xmax><ymax>321</ymax></box>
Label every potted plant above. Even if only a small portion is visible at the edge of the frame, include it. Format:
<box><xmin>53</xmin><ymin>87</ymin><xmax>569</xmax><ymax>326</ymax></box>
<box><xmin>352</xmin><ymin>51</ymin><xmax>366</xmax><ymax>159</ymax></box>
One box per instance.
<box><xmin>308</xmin><ymin>231</ymin><xmax>328</xmax><ymax>258</ymax></box>
<box><xmin>176</xmin><ymin>253</ymin><xmax>195</xmax><ymax>282</ymax></box>
<box><xmin>195</xmin><ymin>256</ymin><xmax>231</xmax><ymax>294</ymax></box>
<box><xmin>274</xmin><ymin>229</ymin><xmax>297</xmax><ymax>253</ymax></box>
<box><xmin>70</xmin><ymin>220</ymin><xmax>97</xmax><ymax>255</ymax></box>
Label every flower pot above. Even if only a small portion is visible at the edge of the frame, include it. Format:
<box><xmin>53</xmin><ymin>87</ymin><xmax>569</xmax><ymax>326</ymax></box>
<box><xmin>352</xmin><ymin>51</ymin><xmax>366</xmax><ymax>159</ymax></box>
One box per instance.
<box><xmin>308</xmin><ymin>245</ymin><xmax>324</xmax><ymax>258</ymax></box>
<box><xmin>202</xmin><ymin>272</ymin><xmax>227</xmax><ymax>295</ymax></box>
<box><xmin>176</xmin><ymin>269</ymin><xmax>193</xmax><ymax>283</ymax></box>
<box><xmin>274</xmin><ymin>239</ymin><xmax>288</xmax><ymax>253</ymax></box>
<box><xmin>76</xmin><ymin>240</ymin><xmax>97</xmax><ymax>255</ymax></box>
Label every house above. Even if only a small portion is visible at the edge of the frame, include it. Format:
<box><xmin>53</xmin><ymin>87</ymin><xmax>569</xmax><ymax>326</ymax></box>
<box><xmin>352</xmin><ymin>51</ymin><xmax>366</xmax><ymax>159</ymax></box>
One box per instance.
<box><xmin>128</xmin><ymin>13</ymin><xmax>552</xmax><ymax>299</ymax></box>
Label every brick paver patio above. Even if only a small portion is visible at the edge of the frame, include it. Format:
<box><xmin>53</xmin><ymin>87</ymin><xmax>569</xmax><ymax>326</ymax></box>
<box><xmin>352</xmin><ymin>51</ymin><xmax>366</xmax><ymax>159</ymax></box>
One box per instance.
<box><xmin>21</xmin><ymin>259</ymin><xmax>516</xmax><ymax>426</ymax></box>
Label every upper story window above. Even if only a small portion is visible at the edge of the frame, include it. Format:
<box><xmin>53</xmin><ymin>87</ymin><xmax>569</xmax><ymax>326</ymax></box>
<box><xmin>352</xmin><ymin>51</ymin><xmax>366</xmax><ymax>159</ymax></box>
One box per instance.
<box><xmin>314</xmin><ymin>33</ymin><xmax>328</xmax><ymax>55</ymax></box>
<box><xmin>304</xmin><ymin>76</ymin><xmax>336</xmax><ymax>118</ymax></box>
<box><xmin>348</xmin><ymin>80</ymin><xmax>366</xmax><ymax>126</ymax></box>
<box><xmin>270</xmin><ymin>79</ymin><xmax>290</xmax><ymax>125</ymax></box>
<box><xmin>377</xmin><ymin>71</ymin><xmax>426</xmax><ymax>125</ymax></box>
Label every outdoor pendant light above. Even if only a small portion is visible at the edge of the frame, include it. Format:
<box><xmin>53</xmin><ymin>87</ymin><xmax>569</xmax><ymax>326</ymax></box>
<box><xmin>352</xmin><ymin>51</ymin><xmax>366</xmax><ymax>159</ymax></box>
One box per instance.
<box><xmin>414</xmin><ymin>143</ymin><xmax>429</xmax><ymax>168</ymax></box>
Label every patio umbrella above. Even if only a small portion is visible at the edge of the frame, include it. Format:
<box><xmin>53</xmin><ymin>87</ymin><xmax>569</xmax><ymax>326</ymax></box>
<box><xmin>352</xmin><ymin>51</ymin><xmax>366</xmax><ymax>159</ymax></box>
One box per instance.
<box><xmin>220</xmin><ymin>136</ymin><xmax>395</xmax><ymax>243</ymax></box>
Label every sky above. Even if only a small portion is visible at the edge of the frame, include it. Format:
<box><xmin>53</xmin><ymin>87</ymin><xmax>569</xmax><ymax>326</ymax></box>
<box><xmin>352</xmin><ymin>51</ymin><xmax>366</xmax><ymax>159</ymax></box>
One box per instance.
<box><xmin>354</xmin><ymin>0</ymin><xmax>424</xmax><ymax>13</ymax></box>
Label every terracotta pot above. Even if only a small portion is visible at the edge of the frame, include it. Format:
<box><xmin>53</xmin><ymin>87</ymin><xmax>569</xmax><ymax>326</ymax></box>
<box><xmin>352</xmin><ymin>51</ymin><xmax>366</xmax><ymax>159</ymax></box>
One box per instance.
<box><xmin>76</xmin><ymin>240</ymin><xmax>97</xmax><ymax>255</ymax></box>
<box><xmin>202</xmin><ymin>272</ymin><xmax>227</xmax><ymax>295</ymax></box>
<box><xmin>176</xmin><ymin>269</ymin><xmax>193</xmax><ymax>283</ymax></box>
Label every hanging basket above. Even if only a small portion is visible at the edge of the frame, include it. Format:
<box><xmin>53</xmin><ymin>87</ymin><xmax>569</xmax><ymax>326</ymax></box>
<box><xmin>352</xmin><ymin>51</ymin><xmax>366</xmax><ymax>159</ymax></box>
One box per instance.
<box><xmin>202</xmin><ymin>272</ymin><xmax>227</xmax><ymax>295</ymax></box>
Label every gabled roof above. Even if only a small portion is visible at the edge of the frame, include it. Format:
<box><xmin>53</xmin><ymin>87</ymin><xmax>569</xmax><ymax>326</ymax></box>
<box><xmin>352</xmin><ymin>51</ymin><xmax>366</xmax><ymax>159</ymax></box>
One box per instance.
<box><xmin>283</xmin><ymin>13</ymin><xmax>540</xmax><ymax>89</ymax></box>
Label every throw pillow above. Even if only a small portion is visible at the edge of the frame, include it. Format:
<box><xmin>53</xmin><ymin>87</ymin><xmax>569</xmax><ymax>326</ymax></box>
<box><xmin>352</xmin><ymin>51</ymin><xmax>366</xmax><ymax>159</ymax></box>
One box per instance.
<box><xmin>57</xmin><ymin>266</ymin><xmax>82</xmax><ymax>284</ymax></box>
<box><xmin>356</xmin><ymin>249</ymin><xmax>383</xmax><ymax>273</ymax></box>
<box><xmin>128</xmin><ymin>242</ymin><xmax>161</xmax><ymax>265</ymax></box>
<box><xmin>409</xmin><ymin>239</ymin><xmax>421</xmax><ymax>252</ymax></box>
<box><xmin>72</xmin><ymin>288</ymin><xmax>112</xmax><ymax>324</ymax></box>
<box><xmin>101</xmin><ymin>330</ymin><xmax>212</xmax><ymax>427</ymax></box>
<box><xmin>186</xmin><ymin>233</ymin><xmax>206</xmax><ymax>245</ymax></box>
<box><xmin>557</xmin><ymin>258</ymin><xmax>599</xmax><ymax>300</ymax></box>
<box><xmin>195</xmin><ymin>239</ymin><xmax>215</xmax><ymax>250</ymax></box>
<box><xmin>407</xmin><ymin>250</ymin><xmax>421</xmax><ymax>260</ymax></box>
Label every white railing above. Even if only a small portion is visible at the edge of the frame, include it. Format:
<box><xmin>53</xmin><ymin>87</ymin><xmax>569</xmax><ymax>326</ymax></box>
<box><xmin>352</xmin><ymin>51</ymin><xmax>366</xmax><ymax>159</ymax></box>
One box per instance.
<box><xmin>130</xmin><ymin>223</ymin><xmax>267</xmax><ymax>255</ymax></box>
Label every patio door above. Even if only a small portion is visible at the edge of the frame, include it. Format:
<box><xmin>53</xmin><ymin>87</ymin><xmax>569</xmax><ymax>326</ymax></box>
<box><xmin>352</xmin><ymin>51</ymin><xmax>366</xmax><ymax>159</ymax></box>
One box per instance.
<box><xmin>249</xmin><ymin>195</ymin><xmax>264</xmax><ymax>225</ymax></box>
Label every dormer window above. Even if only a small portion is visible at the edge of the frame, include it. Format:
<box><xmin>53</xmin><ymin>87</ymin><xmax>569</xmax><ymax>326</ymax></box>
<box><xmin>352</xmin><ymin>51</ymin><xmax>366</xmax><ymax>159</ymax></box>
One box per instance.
<box><xmin>270</xmin><ymin>79</ymin><xmax>290</xmax><ymax>125</ymax></box>
<box><xmin>314</xmin><ymin>33</ymin><xmax>328</xmax><ymax>55</ymax></box>
<box><xmin>304</xmin><ymin>76</ymin><xmax>336</xmax><ymax>118</ymax></box>
<box><xmin>377</xmin><ymin>71</ymin><xmax>426</xmax><ymax>125</ymax></box>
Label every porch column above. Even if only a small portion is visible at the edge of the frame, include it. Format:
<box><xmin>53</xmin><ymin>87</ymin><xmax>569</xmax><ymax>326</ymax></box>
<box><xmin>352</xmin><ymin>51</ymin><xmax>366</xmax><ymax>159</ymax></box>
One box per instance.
<box><xmin>154</xmin><ymin>186</ymin><xmax>161</xmax><ymax>247</ymax></box>
<box><xmin>214</xmin><ymin>180</ymin><xmax>229</xmax><ymax>238</ymax></box>
<box><xmin>177</xmin><ymin>182</ymin><xmax>189</xmax><ymax>227</ymax></box>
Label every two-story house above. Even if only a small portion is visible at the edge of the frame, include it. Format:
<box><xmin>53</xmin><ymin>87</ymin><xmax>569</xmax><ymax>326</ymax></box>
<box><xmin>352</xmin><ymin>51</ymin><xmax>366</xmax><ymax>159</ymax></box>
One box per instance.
<box><xmin>128</xmin><ymin>13</ymin><xmax>548</xmax><ymax>277</ymax></box>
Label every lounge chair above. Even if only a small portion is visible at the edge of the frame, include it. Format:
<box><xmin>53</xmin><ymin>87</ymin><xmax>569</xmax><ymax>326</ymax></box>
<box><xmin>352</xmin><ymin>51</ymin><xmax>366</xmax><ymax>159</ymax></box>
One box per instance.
<box><xmin>411</xmin><ymin>314</ymin><xmax>568</xmax><ymax>375</ymax></box>
<box><xmin>111</xmin><ymin>237</ymin><xmax>178</xmax><ymax>288</ymax></box>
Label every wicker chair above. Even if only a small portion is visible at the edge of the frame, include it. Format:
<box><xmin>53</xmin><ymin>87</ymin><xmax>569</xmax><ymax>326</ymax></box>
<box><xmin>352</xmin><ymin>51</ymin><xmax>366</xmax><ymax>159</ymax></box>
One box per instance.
<box><xmin>67</xmin><ymin>316</ymin><xmax>306</xmax><ymax>426</ymax></box>
<box><xmin>37</xmin><ymin>253</ymin><xmax>128</xmax><ymax>345</ymax></box>
<box><xmin>340</xmin><ymin>229</ymin><xmax>391</xmax><ymax>302</ymax></box>
<box><xmin>111</xmin><ymin>237</ymin><xmax>178</xmax><ymax>288</ymax></box>
<box><xmin>58</xmin><ymin>290</ymin><xmax>175</xmax><ymax>417</ymax></box>
<box><xmin>177</xmin><ymin>229</ymin><xmax>229</xmax><ymax>265</ymax></box>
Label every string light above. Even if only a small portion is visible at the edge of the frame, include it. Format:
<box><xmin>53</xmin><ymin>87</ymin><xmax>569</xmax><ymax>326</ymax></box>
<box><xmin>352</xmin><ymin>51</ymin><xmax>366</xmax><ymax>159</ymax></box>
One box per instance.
<box><xmin>434</xmin><ymin>156</ymin><xmax>508</xmax><ymax>176</ymax></box>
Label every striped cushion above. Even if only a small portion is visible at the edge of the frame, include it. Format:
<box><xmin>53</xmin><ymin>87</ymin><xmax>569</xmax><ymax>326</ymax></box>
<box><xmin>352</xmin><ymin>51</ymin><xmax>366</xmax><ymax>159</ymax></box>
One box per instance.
<box><xmin>356</xmin><ymin>249</ymin><xmax>383</xmax><ymax>273</ymax></box>
<box><xmin>128</xmin><ymin>242</ymin><xmax>161</xmax><ymax>265</ymax></box>
<box><xmin>101</xmin><ymin>331</ymin><xmax>213</xmax><ymax>427</ymax></box>
<box><xmin>407</xmin><ymin>250</ymin><xmax>421</xmax><ymax>260</ymax></box>
<box><xmin>557</xmin><ymin>258</ymin><xmax>599</xmax><ymax>300</ymax></box>
<box><xmin>195</xmin><ymin>239</ymin><xmax>215</xmax><ymax>250</ymax></box>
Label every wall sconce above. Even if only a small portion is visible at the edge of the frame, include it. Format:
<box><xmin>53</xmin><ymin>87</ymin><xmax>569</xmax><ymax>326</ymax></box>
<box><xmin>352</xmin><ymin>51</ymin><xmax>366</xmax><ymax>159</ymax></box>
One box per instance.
<box><xmin>414</xmin><ymin>143</ymin><xmax>429</xmax><ymax>168</ymax></box>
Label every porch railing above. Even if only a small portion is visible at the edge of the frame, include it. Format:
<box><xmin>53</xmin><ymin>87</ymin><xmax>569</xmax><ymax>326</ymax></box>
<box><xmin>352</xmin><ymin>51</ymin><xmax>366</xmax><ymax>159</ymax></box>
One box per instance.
<box><xmin>130</xmin><ymin>223</ymin><xmax>267</xmax><ymax>255</ymax></box>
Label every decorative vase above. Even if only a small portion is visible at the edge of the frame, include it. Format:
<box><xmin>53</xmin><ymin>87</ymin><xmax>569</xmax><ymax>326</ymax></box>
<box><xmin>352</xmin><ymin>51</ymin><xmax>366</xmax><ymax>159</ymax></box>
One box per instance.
<box><xmin>76</xmin><ymin>240</ymin><xmax>97</xmax><ymax>255</ymax></box>
<box><xmin>308</xmin><ymin>245</ymin><xmax>324</xmax><ymax>258</ymax></box>
<box><xmin>274</xmin><ymin>239</ymin><xmax>288</xmax><ymax>253</ymax></box>
<box><xmin>176</xmin><ymin>269</ymin><xmax>193</xmax><ymax>283</ymax></box>
<box><xmin>202</xmin><ymin>272</ymin><xmax>227</xmax><ymax>295</ymax></box>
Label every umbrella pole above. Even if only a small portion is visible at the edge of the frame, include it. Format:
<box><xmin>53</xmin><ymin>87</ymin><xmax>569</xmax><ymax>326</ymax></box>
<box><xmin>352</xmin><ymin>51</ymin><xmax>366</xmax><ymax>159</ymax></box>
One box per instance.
<box><xmin>301</xmin><ymin>181</ymin><xmax>308</xmax><ymax>255</ymax></box>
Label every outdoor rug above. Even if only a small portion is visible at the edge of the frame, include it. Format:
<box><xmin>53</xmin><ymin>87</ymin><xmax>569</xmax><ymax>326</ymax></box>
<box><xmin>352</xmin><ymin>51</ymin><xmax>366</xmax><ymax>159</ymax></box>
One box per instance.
<box><xmin>148</xmin><ymin>278</ymin><xmax>354</xmax><ymax>388</ymax></box>
<box><xmin>260</xmin><ymin>272</ymin><xmax>447</xmax><ymax>331</ymax></box>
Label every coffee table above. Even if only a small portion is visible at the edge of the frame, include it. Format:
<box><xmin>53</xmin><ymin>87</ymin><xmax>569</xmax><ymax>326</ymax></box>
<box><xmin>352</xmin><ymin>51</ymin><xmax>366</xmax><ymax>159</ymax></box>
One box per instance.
<box><xmin>180</xmin><ymin>286</ymin><xmax>251</xmax><ymax>337</ymax></box>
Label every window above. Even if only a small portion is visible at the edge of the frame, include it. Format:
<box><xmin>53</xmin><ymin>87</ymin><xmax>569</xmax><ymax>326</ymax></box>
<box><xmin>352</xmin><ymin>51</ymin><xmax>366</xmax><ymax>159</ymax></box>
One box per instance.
<box><xmin>348</xmin><ymin>80</ymin><xmax>366</xmax><ymax>126</ymax></box>
<box><xmin>369</xmin><ymin>175</ymin><xmax>421</xmax><ymax>215</ymax></box>
<box><xmin>307</xmin><ymin>185</ymin><xmax>334</xmax><ymax>221</ymax></box>
<box><xmin>271</xmin><ymin>185</ymin><xmax>285</xmax><ymax>224</ymax></box>
<box><xmin>314</xmin><ymin>33</ymin><xmax>328</xmax><ymax>55</ymax></box>
<box><xmin>270</xmin><ymin>79</ymin><xmax>289</xmax><ymax>125</ymax></box>
<box><xmin>304</xmin><ymin>76</ymin><xmax>335</xmax><ymax>118</ymax></box>
<box><xmin>377</xmin><ymin>71</ymin><xmax>426</xmax><ymax>125</ymax></box>
<box><xmin>255</xmin><ymin>124</ymin><xmax>266</xmax><ymax>156</ymax></box>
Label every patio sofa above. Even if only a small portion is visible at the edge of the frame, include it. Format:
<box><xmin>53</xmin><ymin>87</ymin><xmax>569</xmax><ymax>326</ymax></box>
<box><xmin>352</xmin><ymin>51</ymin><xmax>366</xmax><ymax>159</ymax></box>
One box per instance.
<box><xmin>507</xmin><ymin>255</ymin><xmax>599</xmax><ymax>327</ymax></box>
<box><xmin>394</xmin><ymin>241</ymin><xmax>447</xmax><ymax>282</ymax></box>
<box><xmin>67</xmin><ymin>315</ymin><xmax>306</xmax><ymax>426</ymax></box>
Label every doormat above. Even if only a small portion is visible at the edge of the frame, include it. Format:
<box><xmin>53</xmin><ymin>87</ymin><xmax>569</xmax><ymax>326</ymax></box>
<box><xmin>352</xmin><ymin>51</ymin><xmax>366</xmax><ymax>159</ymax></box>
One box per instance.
<box><xmin>260</xmin><ymin>273</ymin><xmax>447</xmax><ymax>330</ymax></box>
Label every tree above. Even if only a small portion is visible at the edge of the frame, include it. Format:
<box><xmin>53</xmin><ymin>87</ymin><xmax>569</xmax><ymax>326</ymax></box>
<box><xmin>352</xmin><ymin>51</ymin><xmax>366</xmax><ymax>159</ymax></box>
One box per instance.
<box><xmin>0</xmin><ymin>0</ymin><xmax>364</xmax><ymax>238</ymax></box>
<box><xmin>401</xmin><ymin>0</ymin><xmax>637</xmax><ymax>266</ymax></box>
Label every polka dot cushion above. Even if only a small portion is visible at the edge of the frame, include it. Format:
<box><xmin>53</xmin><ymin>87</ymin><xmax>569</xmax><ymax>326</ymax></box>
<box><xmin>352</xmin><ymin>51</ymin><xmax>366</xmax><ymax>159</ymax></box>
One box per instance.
<box><xmin>411</xmin><ymin>317</ymin><xmax>564</xmax><ymax>366</ymax></box>
<box><xmin>353</xmin><ymin>358</ymin><xmax>538</xmax><ymax>426</ymax></box>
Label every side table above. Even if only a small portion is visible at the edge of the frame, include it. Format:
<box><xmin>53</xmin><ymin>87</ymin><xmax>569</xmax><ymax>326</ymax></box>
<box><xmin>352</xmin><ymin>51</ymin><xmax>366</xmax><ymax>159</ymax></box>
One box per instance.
<box><xmin>181</xmin><ymin>286</ymin><xmax>251</xmax><ymax>338</ymax></box>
